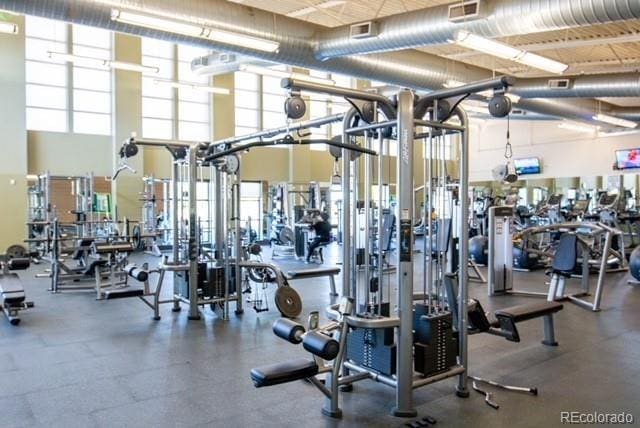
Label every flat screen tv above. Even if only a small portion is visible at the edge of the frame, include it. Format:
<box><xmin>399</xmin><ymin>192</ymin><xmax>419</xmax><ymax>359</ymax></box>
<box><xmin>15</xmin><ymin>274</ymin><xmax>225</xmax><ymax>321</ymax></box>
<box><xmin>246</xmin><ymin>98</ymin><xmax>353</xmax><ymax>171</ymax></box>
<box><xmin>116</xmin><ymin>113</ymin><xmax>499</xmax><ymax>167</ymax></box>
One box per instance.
<box><xmin>615</xmin><ymin>148</ymin><xmax>640</xmax><ymax>170</ymax></box>
<box><xmin>513</xmin><ymin>157</ymin><xmax>541</xmax><ymax>175</ymax></box>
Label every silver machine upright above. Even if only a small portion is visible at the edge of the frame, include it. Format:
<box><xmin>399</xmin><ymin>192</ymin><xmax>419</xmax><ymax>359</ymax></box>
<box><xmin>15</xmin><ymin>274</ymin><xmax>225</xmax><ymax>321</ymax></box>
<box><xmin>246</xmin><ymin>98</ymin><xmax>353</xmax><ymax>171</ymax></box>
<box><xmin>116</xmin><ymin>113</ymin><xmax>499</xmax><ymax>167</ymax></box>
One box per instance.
<box><xmin>488</xmin><ymin>206</ymin><xmax>515</xmax><ymax>295</ymax></box>
<box><xmin>250</xmin><ymin>75</ymin><xmax>518</xmax><ymax>418</ymax></box>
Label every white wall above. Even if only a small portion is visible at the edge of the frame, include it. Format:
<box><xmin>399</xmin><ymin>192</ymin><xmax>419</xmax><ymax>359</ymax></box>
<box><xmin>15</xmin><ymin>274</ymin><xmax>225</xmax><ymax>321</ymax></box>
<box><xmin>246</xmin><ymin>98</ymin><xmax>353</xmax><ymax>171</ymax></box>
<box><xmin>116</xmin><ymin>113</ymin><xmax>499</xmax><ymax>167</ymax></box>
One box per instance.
<box><xmin>468</xmin><ymin>119</ymin><xmax>640</xmax><ymax>182</ymax></box>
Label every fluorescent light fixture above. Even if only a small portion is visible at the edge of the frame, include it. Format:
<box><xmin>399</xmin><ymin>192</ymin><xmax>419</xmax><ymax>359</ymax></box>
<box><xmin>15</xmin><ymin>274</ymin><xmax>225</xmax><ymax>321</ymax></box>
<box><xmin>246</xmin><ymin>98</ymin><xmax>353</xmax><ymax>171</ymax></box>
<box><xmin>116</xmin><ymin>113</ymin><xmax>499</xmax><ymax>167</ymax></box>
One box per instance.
<box><xmin>598</xmin><ymin>129</ymin><xmax>640</xmax><ymax>138</ymax></box>
<box><xmin>0</xmin><ymin>21</ymin><xmax>18</xmax><ymax>34</ymax></box>
<box><xmin>153</xmin><ymin>78</ymin><xmax>230</xmax><ymax>95</ymax></box>
<box><xmin>558</xmin><ymin>120</ymin><xmax>599</xmax><ymax>133</ymax></box>
<box><xmin>111</xmin><ymin>9</ymin><xmax>205</xmax><ymax>37</ymax></box>
<box><xmin>518</xmin><ymin>51</ymin><xmax>568</xmax><ymax>74</ymax></box>
<box><xmin>592</xmin><ymin>113</ymin><xmax>637</xmax><ymax>129</ymax></box>
<box><xmin>287</xmin><ymin>0</ymin><xmax>346</xmax><ymax>18</ymax></box>
<box><xmin>460</xmin><ymin>103</ymin><xmax>489</xmax><ymax>115</ymax></box>
<box><xmin>453</xmin><ymin>30</ymin><xmax>568</xmax><ymax>74</ymax></box>
<box><xmin>443</xmin><ymin>79</ymin><xmax>466</xmax><ymax>88</ymax></box>
<box><xmin>111</xmin><ymin>8</ymin><xmax>280</xmax><ymax>53</ymax></box>
<box><xmin>47</xmin><ymin>51</ymin><xmax>158</xmax><ymax>73</ymax></box>
<box><xmin>109</xmin><ymin>61</ymin><xmax>159</xmax><ymax>73</ymax></box>
<box><xmin>239</xmin><ymin>64</ymin><xmax>335</xmax><ymax>85</ymax></box>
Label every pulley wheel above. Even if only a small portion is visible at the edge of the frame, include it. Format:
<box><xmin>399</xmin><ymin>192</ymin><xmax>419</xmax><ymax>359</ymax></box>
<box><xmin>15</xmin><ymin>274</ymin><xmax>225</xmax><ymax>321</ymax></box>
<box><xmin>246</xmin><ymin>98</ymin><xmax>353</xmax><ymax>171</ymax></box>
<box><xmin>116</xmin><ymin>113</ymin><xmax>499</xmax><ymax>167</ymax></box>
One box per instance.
<box><xmin>434</xmin><ymin>99</ymin><xmax>452</xmax><ymax>122</ymax></box>
<box><xmin>132</xmin><ymin>225</ymin><xmax>143</xmax><ymax>250</ymax></box>
<box><xmin>275</xmin><ymin>286</ymin><xmax>302</xmax><ymax>319</ymax></box>
<box><xmin>284</xmin><ymin>96</ymin><xmax>306</xmax><ymax>120</ymax></box>
<box><xmin>122</xmin><ymin>142</ymin><xmax>139</xmax><ymax>158</ymax></box>
<box><xmin>488</xmin><ymin>95</ymin><xmax>512</xmax><ymax>118</ymax></box>
<box><xmin>6</xmin><ymin>244</ymin><xmax>27</xmax><ymax>259</ymax></box>
<box><xmin>328</xmin><ymin>136</ymin><xmax>343</xmax><ymax>159</ymax></box>
<box><xmin>361</xmin><ymin>101</ymin><xmax>376</xmax><ymax>123</ymax></box>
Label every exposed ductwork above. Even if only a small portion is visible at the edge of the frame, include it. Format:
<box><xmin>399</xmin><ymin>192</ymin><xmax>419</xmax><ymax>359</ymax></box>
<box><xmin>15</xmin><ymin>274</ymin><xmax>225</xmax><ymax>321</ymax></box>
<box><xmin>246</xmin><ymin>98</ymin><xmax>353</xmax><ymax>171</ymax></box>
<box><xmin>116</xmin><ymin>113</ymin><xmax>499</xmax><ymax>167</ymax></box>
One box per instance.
<box><xmin>315</xmin><ymin>0</ymin><xmax>640</xmax><ymax>59</ymax></box>
<box><xmin>513</xmin><ymin>73</ymin><xmax>640</xmax><ymax>99</ymax></box>
<box><xmin>2</xmin><ymin>0</ymin><xmax>640</xmax><ymax>127</ymax></box>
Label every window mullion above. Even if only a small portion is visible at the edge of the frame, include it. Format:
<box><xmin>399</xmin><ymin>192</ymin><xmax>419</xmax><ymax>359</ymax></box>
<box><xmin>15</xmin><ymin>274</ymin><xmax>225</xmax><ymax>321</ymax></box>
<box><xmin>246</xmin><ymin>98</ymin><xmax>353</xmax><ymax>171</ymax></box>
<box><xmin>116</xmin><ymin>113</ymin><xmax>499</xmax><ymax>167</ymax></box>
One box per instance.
<box><xmin>66</xmin><ymin>22</ymin><xmax>73</xmax><ymax>133</ymax></box>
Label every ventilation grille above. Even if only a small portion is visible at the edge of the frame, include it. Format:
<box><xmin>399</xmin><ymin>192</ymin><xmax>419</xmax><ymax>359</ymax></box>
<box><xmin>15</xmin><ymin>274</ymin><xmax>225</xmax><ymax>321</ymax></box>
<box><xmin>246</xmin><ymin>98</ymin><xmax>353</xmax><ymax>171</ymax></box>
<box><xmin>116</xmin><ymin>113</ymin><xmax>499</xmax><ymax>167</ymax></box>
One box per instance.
<box><xmin>548</xmin><ymin>79</ymin><xmax>571</xmax><ymax>89</ymax></box>
<box><xmin>448</xmin><ymin>1</ymin><xmax>480</xmax><ymax>22</ymax></box>
<box><xmin>350</xmin><ymin>21</ymin><xmax>378</xmax><ymax>39</ymax></box>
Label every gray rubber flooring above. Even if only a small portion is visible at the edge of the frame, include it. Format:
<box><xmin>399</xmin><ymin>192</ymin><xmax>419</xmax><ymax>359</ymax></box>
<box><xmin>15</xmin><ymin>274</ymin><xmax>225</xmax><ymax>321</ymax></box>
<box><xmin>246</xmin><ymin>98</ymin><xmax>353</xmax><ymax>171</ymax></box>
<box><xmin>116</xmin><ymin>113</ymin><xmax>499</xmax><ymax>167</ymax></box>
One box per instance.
<box><xmin>1</xmin><ymin>243</ymin><xmax>639</xmax><ymax>428</ymax></box>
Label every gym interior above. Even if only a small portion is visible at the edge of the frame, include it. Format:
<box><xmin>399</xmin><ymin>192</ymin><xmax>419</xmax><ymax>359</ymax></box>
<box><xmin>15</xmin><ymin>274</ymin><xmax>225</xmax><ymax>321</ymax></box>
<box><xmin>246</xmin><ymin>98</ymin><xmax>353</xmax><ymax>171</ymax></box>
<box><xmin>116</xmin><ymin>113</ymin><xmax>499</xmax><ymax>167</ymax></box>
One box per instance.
<box><xmin>1</xmin><ymin>1</ymin><xmax>640</xmax><ymax>427</ymax></box>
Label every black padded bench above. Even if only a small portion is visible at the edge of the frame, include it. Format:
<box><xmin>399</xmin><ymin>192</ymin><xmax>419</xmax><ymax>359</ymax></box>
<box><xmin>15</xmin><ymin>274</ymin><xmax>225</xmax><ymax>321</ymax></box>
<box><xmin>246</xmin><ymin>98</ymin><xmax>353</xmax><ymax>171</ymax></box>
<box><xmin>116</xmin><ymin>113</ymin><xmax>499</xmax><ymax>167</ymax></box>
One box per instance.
<box><xmin>493</xmin><ymin>300</ymin><xmax>563</xmax><ymax>345</ymax></box>
<box><xmin>445</xmin><ymin>275</ymin><xmax>563</xmax><ymax>346</ymax></box>
<box><xmin>0</xmin><ymin>274</ymin><xmax>26</xmax><ymax>306</ymax></box>
<box><xmin>286</xmin><ymin>267</ymin><xmax>340</xmax><ymax>296</ymax></box>
<box><xmin>251</xmin><ymin>358</ymin><xmax>319</xmax><ymax>388</ymax></box>
<box><xmin>0</xmin><ymin>258</ymin><xmax>33</xmax><ymax>325</ymax></box>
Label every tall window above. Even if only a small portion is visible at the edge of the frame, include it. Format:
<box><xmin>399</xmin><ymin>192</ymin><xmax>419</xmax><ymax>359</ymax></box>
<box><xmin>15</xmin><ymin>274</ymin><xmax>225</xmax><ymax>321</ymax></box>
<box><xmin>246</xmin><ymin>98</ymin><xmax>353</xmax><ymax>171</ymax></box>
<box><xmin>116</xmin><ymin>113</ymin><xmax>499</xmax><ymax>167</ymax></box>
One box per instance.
<box><xmin>234</xmin><ymin>71</ymin><xmax>260</xmax><ymax>136</ymax></box>
<box><xmin>308</xmin><ymin>70</ymin><xmax>330</xmax><ymax>151</ymax></box>
<box><xmin>72</xmin><ymin>24</ymin><xmax>112</xmax><ymax>135</ymax></box>
<box><xmin>177</xmin><ymin>45</ymin><xmax>211</xmax><ymax>142</ymax></box>
<box><xmin>262</xmin><ymin>65</ymin><xmax>289</xmax><ymax>146</ymax></box>
<box><xmin>141</xmin><ymin>38</ymin><xmax>174</xmax><ymax>139</ymax></box>
<box><xmin>25</xmin><ymin>16</ymin><xmax>69</xmax><ymax>132</ymax></box>
<box><xmin>25</xmin><ymin>17</ymin><xmax>113</xmax><ymax>135</ymax></box>
<box><xmin>330</xmin><ymin>73</ymin><xmax>352</xmax><ymax>139</ymax></box>
<box><xmin>240</xmin><ymin>182</ymin><xmax>262</xmax><ymax>240</ymax></box>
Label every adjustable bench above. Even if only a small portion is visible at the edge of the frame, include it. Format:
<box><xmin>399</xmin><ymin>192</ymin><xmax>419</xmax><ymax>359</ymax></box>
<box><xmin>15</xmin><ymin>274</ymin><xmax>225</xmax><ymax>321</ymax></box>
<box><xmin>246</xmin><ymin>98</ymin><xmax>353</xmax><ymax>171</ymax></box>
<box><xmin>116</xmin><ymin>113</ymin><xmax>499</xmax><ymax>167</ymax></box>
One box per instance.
<box><xmin>445</xmin><ymin>274</ymin><xmax>563</xmax><ymax>346</ymax></box>
<box><xmin>251</xmin><ymin>358</ymin><xmax>319</xmax><ymax>388</ymax></box>
<box><xmin>0</xmin><ymin>258</ymin><xmax>34</xmax><ymax>325</ymax></box>
<box><xmin>286</xmin><ymin>267</ymin><xmax>340</xmax><ymax>296</ymax></box>
<box><xmin>444</xmin><ymin>274</ymin><xmax>563</xmax><ymax>408</ymax></box>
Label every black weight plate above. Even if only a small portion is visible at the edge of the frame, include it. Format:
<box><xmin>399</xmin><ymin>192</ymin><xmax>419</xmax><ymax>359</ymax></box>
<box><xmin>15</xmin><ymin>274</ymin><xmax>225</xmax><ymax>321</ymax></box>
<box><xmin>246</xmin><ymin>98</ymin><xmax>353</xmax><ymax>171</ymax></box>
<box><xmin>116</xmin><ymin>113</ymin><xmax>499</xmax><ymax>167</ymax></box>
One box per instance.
<box><xmin>278</xmin><ymin>226</ymin><xmax>295</xmax><ymax>245</ymax></box>
<box><xmin>6</xmin><ymin>244</ymin><xmax>27</xmax><ymax>259</ymax></box>
<box><xmin>275</xmin><ymin>286</ymin><xmax>302</xmax><ymax>319</ymax></box>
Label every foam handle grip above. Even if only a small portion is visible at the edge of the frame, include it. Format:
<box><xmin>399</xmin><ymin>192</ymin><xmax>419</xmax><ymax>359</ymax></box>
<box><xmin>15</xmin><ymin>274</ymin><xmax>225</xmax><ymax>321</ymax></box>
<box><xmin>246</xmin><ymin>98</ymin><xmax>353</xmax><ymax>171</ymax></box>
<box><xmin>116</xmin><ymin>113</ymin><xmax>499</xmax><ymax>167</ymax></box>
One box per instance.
<box><xmin>124</xmin><ymin>264</ymin><xmax>149</xmax><ymax>282</ymax></box>
<box><xmin>272</xmin><ymin>318</ymin><xmax>305</xmax><ymax>344</ymax></box>
<box><xmin>303</xmin><ymin>331</ymin><xmax>339</xmax><ymax>361</ymax></box>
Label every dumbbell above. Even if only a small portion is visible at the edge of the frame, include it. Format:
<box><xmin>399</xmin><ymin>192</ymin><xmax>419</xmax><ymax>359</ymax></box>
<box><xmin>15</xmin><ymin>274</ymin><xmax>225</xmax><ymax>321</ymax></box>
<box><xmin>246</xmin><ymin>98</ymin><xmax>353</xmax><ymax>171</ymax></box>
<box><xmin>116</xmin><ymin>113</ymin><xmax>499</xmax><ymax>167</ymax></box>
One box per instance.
<box><xmin>272</xmin><ymin>318</ymin><xmax>339</xmax><ymax>361</ymax></box>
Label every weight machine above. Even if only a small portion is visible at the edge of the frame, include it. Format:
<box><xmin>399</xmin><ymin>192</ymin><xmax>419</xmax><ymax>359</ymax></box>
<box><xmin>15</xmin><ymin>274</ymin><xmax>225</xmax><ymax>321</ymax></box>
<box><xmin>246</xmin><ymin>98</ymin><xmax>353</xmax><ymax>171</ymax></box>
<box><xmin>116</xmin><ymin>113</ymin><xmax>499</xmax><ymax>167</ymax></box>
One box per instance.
<box><xmin>250</xmin><ymin>75</ymin><xmax>516</xmax><ymax>418</ymax></box>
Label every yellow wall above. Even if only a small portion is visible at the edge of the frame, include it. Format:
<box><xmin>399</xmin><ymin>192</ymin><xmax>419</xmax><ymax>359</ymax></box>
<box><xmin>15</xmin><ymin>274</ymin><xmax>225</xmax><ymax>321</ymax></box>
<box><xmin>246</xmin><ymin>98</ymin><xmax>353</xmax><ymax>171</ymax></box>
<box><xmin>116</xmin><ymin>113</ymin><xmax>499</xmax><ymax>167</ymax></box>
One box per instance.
<box><xmin>0</xmin><ymin>16</ymin><xmax>28</xmax><ymax>250</ymax></box>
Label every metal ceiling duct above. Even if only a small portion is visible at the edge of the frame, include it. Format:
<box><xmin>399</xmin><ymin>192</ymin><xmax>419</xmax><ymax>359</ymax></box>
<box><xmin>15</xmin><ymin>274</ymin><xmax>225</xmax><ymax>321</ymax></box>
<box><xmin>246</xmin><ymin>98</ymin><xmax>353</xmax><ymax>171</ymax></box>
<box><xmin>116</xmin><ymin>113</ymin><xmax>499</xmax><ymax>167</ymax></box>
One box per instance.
<box><xmin>2</xmin><ymin>0</ymin><xmax>639</xmax><ymax>126</ymax></box>
<box><xmin>513</xmin><ymin>73</ymin><xmax>640</xmax><ymax>98</ymax></box>
<box><xmin>315</xmin><ymin>0</ymin><xmax>640</xmax><ymax>59</ymax></box>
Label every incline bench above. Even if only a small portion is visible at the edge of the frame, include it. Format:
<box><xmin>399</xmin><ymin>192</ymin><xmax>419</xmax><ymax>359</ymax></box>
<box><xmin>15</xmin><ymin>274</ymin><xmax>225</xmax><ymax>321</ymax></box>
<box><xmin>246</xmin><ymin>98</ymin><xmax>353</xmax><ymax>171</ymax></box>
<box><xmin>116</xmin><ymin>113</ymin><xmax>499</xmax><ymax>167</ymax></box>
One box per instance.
<box><xmin>285</xmin><ymin>267</ymin><xmax>340</xmax><ymax>297</ymax></box>
<box><xmin>0</xmin><ymin>258</ymin><xmax>35</xmax><ymax>325</ymax></box>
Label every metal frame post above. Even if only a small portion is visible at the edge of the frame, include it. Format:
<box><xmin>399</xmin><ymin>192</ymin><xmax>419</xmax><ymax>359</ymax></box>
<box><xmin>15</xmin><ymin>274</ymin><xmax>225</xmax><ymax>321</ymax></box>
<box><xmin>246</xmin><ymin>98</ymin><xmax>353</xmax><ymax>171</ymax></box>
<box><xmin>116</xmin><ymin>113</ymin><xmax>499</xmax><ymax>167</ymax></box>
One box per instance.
<box><xmin>456</xmin><ymin>108</ymin><xmax>470</xmax><ymax>398</ymax></box>
<box><xmin>392</xmin><ymin>89</ymin><xmax>416</xmax><ymax>418</ymax></box>
<box><xmin>188</xmin><ymin>148</ymin><xmax>201</xmax><ymax>320</ymax></box>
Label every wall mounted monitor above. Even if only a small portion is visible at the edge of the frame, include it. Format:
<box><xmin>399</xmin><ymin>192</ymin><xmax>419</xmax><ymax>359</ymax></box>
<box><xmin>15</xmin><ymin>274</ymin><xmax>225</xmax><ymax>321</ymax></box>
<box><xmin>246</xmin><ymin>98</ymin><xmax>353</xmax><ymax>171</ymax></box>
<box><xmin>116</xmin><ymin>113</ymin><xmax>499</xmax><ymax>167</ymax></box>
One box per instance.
<box><xmin>513</xmin><ymin>157</ymin><xmax>541</xmax><ymax>175</ymax></box>
<box><xmin>614</xmin><ymin>148</ymin><xmax>640</xmax><ymax>170</ymax></box>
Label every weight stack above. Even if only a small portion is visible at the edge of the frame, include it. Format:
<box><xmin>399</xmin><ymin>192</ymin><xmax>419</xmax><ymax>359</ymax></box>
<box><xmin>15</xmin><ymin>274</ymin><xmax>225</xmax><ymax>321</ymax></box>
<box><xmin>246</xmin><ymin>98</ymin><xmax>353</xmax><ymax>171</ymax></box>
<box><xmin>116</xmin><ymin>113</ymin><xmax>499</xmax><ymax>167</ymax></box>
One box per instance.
<box><xmin>414</xmin><ymin>311</ymin><xmax>458</xmax><ymax>377</ymax></box>
<box><xmin>205</xmin><ymin>265</ymin><xmax>236</xmax><ymax>298</ymax></box>
<box><xmin>346</xmin><ymin>327</ymin><xmax>396</xmax><ymax>376</ymax></box>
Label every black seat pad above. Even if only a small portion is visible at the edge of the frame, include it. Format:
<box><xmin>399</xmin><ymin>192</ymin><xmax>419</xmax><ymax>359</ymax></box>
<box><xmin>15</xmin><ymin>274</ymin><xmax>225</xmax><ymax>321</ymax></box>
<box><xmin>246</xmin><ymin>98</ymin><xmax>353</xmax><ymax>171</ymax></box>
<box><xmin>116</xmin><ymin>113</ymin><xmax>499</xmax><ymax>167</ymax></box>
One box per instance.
<box><xmin>84</xmin><ymin>260</ymin><xmax>108</xmax><ymax>276</ymax></box>
<box><xmin>250</xmin><ymin>358</ymin><xmax>318</xmax><ymax>388</ymax></box>
<box><xmin>495</xmin><ymin>301</ymin><xmax>563</xmax><ymax>323</ymax></box>
<box><xmin>0</xmin><ymin>274</ymin><xmax>26</xmax><ymax>305</ymax></box>
<box><xmin>286</xmin><ymin>268</ymin><xmax>340</xmax><ymax>279</ymax></box>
